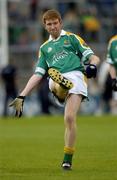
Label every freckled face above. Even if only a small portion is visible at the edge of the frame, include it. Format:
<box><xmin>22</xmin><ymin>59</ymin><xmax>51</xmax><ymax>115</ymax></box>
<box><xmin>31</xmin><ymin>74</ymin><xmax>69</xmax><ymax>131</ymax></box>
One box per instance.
<box><xmin>45</xmin><ymin>19</ymin><xmax>62</xmax><ymax>39</ymax></box>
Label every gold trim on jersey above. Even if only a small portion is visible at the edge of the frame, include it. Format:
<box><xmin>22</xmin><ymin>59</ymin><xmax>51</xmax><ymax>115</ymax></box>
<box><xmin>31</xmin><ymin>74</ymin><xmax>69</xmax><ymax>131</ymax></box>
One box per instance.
<box><xmin>65</xmin><ymin>31</ymin><xmax>89</xmax><ymax>49</ymax></box>
<box><xmin>66</xmin><ymin>31</ymin><xmax>73</xmax><ymax>36</ymax></box>
<box><xmin>75</xmin><ymin>35</ymin><xmax>89</xmax><ymax>49</ymax></box>
<box><xmin>37</xmin><ymin>40</ymin><xmax>49</xmax><ymax>58</ymax></box>
<box><xmin>108</xmin><ymin>35</ymin><xmax>117</xmax><ymax>50</ymax></box>
<box><xmin>109</xmin><ymin>35</ymin><xmax>117</xmax><ymax>44</ymax></box>
<box><xmin>40</xmin><ymin>40</ymin><xmax>49</xmax><ymax>48</ymax></box>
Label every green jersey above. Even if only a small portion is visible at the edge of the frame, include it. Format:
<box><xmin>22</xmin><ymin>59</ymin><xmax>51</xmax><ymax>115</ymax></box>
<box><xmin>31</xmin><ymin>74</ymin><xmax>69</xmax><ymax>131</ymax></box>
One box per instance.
<box><xmin>35</xmin><ymin>30</ymin><xmax>94</xmax><ymax>76</ymax></box>
<box><xmin>106</xmin><ymin>35</ymin><xmax>117</xmax><ymax>71</ymax></box>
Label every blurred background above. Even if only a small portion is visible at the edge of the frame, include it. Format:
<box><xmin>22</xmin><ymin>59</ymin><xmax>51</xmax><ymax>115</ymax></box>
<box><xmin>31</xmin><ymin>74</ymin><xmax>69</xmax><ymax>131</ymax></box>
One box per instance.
<box><xmin>0</xmin><ymin>0</ymin><xmax>117</xmax><ymax>117</ymax></box>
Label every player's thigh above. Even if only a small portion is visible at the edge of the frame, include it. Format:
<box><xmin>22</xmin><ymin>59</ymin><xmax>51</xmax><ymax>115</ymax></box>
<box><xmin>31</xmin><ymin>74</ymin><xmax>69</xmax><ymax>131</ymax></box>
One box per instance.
<box><xmin>64</xmin><ymin>94</ymin><xmax>82</xmax><ymax>120</ymax></box>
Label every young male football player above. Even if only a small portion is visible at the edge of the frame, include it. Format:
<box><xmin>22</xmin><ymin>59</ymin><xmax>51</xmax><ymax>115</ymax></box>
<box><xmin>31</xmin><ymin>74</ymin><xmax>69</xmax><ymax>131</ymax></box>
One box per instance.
<box><xmin>106</xmin><ymin>35</ymin><xmax>117</xmax><ymax>110</ymax></box>
<box><xmin>9</xmin><ymin>9</ymin><xmax>100</xmax><ymax>170</ymax></box>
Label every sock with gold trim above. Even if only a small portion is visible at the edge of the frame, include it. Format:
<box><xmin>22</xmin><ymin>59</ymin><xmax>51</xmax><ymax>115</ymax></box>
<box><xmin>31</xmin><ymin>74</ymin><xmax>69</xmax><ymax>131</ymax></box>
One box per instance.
<box><xmin>63</xmin><ymin>147</ymin><xmax>75</xmax><ymax>165</ymax></box>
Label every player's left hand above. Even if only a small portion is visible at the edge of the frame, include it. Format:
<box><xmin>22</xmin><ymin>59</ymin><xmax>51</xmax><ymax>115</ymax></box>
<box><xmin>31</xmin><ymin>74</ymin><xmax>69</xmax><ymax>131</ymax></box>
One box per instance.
<box><xmin>9</xmin><ymin>96</ymin><xmax>25</xmax><ymax>117</ymax></box>
<box><xmin>112</xmin><ymin>78</ymin><xmax>117</xmax><ymax>91</ymax></box>
<box><xmin>85</xmin><ymin>64</ymin><xmax>97</xmax><ymax>78</ymax></box>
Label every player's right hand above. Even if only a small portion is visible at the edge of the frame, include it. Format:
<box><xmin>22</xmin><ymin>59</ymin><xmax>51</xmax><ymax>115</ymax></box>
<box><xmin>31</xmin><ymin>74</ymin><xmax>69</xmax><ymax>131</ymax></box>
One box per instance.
<box><xmin>9</xmin><ymin>96</ymin><xmax>25</xmax><ymax>117</ymax></box>
<box><xmin>112</xmin><ymin>79</ymin><xmax>117</xmax><ymax>91</ymax></box>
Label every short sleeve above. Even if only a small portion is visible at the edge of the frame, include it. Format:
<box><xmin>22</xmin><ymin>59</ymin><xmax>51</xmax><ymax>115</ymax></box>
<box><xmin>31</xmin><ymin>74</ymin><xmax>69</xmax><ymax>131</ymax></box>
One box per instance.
<box><xmin>35</xmin><ymin>48</ymin><xmax>48</xmax><ymax>76</ymax></box>
<box><xmin>70</xmin><ymin>34</ymin><xmax>94</xmax><ymax>63</ymax></box>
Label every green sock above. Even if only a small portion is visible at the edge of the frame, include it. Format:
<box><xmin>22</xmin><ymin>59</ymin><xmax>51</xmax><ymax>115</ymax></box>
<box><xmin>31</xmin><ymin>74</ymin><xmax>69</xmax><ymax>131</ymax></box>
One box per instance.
<box><xmin>63</xmin><ymin>153</ymin><xmax>73</xmax><ymax>164</ymax></box>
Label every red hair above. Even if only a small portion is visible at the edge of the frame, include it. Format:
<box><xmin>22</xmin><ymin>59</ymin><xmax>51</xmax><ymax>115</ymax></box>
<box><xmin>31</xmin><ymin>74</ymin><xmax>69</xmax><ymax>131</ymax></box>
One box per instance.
<box><xmin>42</xmin><ymin>9</ymin><xmax>62</xmax><ymax>24</ymax></box>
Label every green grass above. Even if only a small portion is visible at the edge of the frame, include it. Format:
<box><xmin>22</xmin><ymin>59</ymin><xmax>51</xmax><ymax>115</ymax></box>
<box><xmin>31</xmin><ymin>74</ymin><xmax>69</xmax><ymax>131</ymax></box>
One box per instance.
<box><xmin>0</xmin><ymin>115</ymin><xmax>117</xmax><ymax>180</ymax></box>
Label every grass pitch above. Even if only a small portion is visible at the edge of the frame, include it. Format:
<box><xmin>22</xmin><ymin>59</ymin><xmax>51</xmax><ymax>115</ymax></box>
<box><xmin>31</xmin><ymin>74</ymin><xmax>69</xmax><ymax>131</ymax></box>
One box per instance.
<box><xmin>0</xmin><ymin>115</ymin><xmax>117</xmax><ymax>180</ymax></box>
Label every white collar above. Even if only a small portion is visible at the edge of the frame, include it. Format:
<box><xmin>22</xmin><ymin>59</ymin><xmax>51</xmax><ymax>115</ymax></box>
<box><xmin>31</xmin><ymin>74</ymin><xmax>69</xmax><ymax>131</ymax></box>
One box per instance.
<box><xmin>48</xmin><ymin>30</ymin><xmax>66</xmax><ymax>41</ymax></box>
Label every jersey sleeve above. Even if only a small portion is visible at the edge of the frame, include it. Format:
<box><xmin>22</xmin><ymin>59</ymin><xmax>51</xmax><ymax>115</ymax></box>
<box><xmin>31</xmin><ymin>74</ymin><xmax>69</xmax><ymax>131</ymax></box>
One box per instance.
<box><xmin>35</xmin><ymin>48</ymin><xmax>48</xmax><ymax>77</ymax></box>
<box><xmin>70</xmin><ymin>34</ymin><xmax>94</xmax><ymax>64</ymax></box>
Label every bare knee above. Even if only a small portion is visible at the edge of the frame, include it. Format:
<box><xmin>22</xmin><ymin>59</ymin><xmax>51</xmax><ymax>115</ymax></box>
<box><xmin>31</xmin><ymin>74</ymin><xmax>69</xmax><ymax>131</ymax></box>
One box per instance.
<box><xmin>64</xmin><ymin>114</ymin><xmax>76</xmax><ymax>129</ymax></box>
